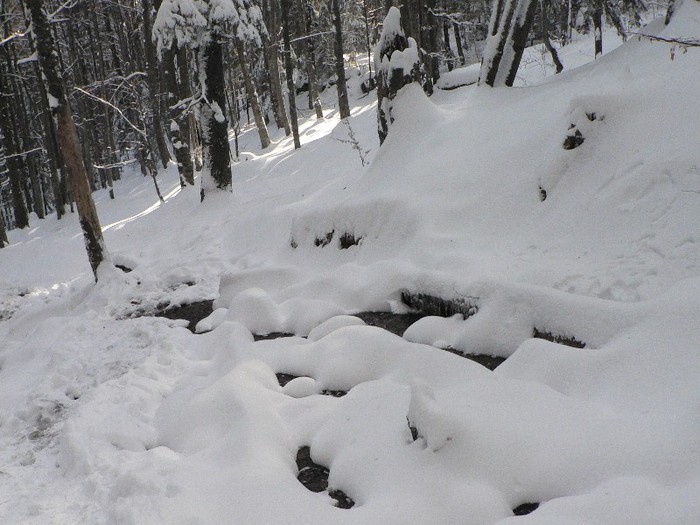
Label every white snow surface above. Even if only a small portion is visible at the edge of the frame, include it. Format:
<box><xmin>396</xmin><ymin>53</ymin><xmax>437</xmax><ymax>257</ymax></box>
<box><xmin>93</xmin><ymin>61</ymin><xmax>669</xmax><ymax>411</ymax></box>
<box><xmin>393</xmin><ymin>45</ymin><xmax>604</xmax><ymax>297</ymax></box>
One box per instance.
<box><xmin>2</xmin><ymin>13</ymin><xmax>700</xmax><ymax>524</ymax></box>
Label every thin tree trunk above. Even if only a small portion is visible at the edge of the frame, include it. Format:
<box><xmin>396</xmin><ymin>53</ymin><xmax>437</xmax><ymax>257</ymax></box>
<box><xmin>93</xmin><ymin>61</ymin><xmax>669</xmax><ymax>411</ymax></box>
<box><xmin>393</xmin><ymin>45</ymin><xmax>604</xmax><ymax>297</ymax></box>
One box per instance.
<box><xmin>453</xmin><ymin>22</ymin><xmax>466</xmax><ymax>65</ymax></box>
<box><xmin>142</xmin><ymin>0</ymin><xmax>171</xmax><ymax>169</ymax></box>
<box><xmin>263</xmin><ymin>0</ymin><xmax>291</xmax><ymax>135</ymax></box>
<box><xmin>332</xmin><ymin>0</ymin><xmax>350</xmax><ymax>119</ymax></box>
<box><xmin>593</xmin><ymin>8</ymin><xmax>603</xmax><ymax>59</ymax></box>
<box><xmin>234</xmin><ymin>39</ymin><xmax>271</xmax><ymax>148</ymax></box>
<box><xmin>541</xmin><ymin>0</ymin><xmax>563</xmax><ymax>73</ymax></box>
<box><xmin>28</xmin><ymin>0</ymin><xmax>107</xmax><ymax>279</ymax></box>
<box><xmin>443</xmin><ymin>21</ymin><xmax>454</xmax><ymax>71</ymax></box>
<box><xmin>298</xmin><ymin>0</ymin><xmax>323</xmax><ymax>119</ymax></box>
<box><xmin>0</xmin><ymin>208</ymin><xmax>8</xmax><ymax>247</ymax></box>
<box><xmin>282</xmin><ymin>0</ymin><xmax>301</xmax><ymax>149</ymax></box>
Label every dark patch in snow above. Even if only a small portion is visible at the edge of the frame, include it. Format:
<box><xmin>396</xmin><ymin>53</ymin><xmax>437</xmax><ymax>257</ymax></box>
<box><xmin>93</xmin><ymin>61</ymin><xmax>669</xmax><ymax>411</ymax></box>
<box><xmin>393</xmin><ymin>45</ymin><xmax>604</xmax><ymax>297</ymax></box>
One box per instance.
<box><xmin>401</xmin><ymin>291</ymin><xmax>478</xmax><ymax>319</ymax></box>
<box><xmin>254</xmin><ymin>332</ymin><xmax>297</xmax><ymax>341</ymax></box>
<box><xmin>360</xmin><ymin>77</ymin><xmax>376</xmax><ymax>94</ymax></box>
<box><xmin>339</xmin><ymin>232</ymin><xmax>362</xmax><ymax>249</ymax></box>
<box><xmin>408</xmin><ymin>419</ymin><xmax>419</xmax><ymax>441</ymax></box>
<box><xmin>563</xmin><ymin>127</ymin><xmax>585</xmax><ymax>150</ymax></box>
<box><xmin>290</xmin><ymin>238</ymin><xmax>298</xmax><ymax>249</ymax></box>
<box><xmin>539</xmin><ymin>186</ymin><xmax>547</xmax><ymax>201</ymax></box>
<box><xmin>155</xmin><ymin>300</ymin><xmax>215</xmax><ymax>333</ymax></box>
<box><xmin>115</xmin><ymin>264</ymin><xmax>132</xmax><ymax>273</ymax></box>
<box><xmin>513</xmin><ymin>502</ymin><xmax>540</xmax><ymax>515</ymax></box>
<box><xmin>296</xmin><ymin>446</ymin><xmax>329</xmax><ymax>492</ymax></box>
<box><xmin>296</xmin><ymin>446</ymin><xmax>355</xmax><ymax>508</ymax></box>
<box><xmin>320</xmin><ymin>389</ymin><xmax>347</xmax><ymax>397</ymax></box>
<box><xmin>441</xmin><ymin>346</ymin><xmax>506</xmax><ymax>370</ymax></box>
<box><xmin>533</xmin><ymin>328</ymin><xmax>586</xmax><ymax>348</ymax></box>
<box><xmin>355</xmin><ymin>311</ymin><xmax>426</xmax><ymax>337</ymax></box>
<box><xmin>315</xmin><ymin>230</ymin><xmax>334</xmax><ymax>247</ymax></box>
<box><xmin>276</xmin><ymin>373</ymin><xmax>303</xmax><ymax>387</ymax></box>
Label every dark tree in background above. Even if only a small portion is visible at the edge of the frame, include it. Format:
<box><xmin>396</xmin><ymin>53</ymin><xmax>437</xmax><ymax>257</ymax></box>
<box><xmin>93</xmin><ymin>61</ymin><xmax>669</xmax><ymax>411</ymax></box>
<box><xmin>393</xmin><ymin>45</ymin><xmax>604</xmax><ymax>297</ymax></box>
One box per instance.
<box><xmin>333</xmin><ymin>0</ymin><xmax>351</xmax><ymax>119</ymax></box>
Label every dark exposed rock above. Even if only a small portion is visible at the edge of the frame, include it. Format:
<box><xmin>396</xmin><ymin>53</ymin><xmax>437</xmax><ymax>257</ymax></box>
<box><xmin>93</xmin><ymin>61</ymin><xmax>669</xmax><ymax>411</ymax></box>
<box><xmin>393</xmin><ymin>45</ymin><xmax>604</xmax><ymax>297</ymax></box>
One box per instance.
<box><xmin>296</xmin><ymin>446</ymin><xmax>355</xmax><ymax>509</ymax></box>
<box><xmin>320</xmin><ymin>389</ymin><xmax>347</xmax><ymax>397</ymax></box>
<box><xmin>441</xmin><ymin>347</ymin><xmax>506</xmax><ymax>370</ymax></box>
<box><xmin>329</xmin><ymin>489</ymin><xmax>355</xmax><ymax>509</ymax></box>
<box><xmin>400</xmin><ymin>291</ymin><xmax>478</xmax><ymax>319</ymax></box>
<box><xmin>339</xmin><ymin>233</ymin><xmax>362</xmax><ymax>249</ymax></box>
<box><xmin>115</xmin><ymin>264</ymin><xmax>132</xmax><ymax>273</ymax></box>
<box><xmin>254</xmin><ymin>332</ymin><xmax>297</xmax><ymax>341</ymax></box>
<box><xmin>563</xmin><ymin>128</ymin><xmax>584</xmax><ymax>150</ymax></box>
<box><xmin>276</xmin><ymin>373</ymin><xmax>302</xmax><ymax>387</ymax></box>
<box><xmin>513</xmin><ymin>502</ymin><xmax>540</xmax><ymax>515</ymax></box>
<box><xmin>154</xmin><ymin>300</ymin><xmax>214</xmax><ymax>333</ymax></box>
<box><xmin>355</xmin><ymin>311</ymin><xmax>426</xmax><ymax>337</ymax></box>
<box><xmin>533</xmin><ymin>328</ymin><xmax>586</xmax><ymax>348</ymax></box>
<box><xmin>315</xmin><ymin>230</ymin><xmax>334</xmax><ymax>247</ymax></box>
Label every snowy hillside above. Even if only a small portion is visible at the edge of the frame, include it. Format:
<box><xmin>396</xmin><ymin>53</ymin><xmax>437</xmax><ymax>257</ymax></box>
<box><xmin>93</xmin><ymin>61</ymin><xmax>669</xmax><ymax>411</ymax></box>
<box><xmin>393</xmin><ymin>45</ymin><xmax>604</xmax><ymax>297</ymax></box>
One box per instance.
<box><xmin>1</xmin><ymin>7</ymin><xmax>700</xmax><ymax>525</ymax></box>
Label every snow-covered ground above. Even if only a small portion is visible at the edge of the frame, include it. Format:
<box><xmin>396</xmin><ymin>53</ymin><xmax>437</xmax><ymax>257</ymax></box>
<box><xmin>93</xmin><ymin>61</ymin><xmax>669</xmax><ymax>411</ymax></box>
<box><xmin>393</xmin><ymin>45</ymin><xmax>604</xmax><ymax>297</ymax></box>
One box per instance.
<box><xmin>2</xmin><ymin>10</ymin><xmax>700</xmax><ymax>524</ymax></box>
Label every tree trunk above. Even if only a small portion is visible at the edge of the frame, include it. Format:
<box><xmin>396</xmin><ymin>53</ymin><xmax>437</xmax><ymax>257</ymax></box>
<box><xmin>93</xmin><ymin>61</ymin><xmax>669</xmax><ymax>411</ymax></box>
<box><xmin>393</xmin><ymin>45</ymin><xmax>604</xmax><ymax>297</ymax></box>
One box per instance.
<box><xmin>142</xmin><ymin>0</ymin><xmax>171</xmax><ymax>169</ymax></box>
<box><xmin>443</xmin><ymin>21</ymin><xmax>455</xmax><ymax>71</ymax></box>
<box><xmin>332</xmin><ymin>0</ymin><xmax>350</xmax><ymax>119</ymax></box>
<box><xmin>453</xmin><ymin>22</ymin><xmax>466</xmax><ymax>66</ymax></box>
<box><xmin>282</xmin><ymin>0</ymin><xmax>301</xmax><ymax>149</ymax></box>
<box><xmin>0</xmin><ymin>65</ymin><xmax>30</xmax><ymax>229</ymax></box>
<box><xmin>163</xmin><ymin>45</ymin><xmax>195</xmax><ymax>185</ymax></box>
<box><xmin>0</xmin><ymin>207</ymin><xmax>8</xmax><ymax>247</ymax></box>
<box><xmin>593</xmin><ymin>8</ymin><xmax>603</xmax><ymax>59</ymax></box>
<box><xmin>298</xmin><ymin>0</ymin><xmax>323</xmax><ymax>119</ymax></box>
<box><xmin>479</xmin><ymin>0</ymin><xmax>517</xmax><ymax>87</ymax></box>
<box><xmin>28</xmin><ymin>0</ymin><xmax>107</xmax><ymax>279</ymax></box>
<box><xmin>199</xmin><ymin>34</ymin><xmax>232</xmax><ymax>199</ymax></box>
<box><xmin>263</xmin><ymin>0</ymin><xmax>291</xmax><ymax>135</ymax></box>
<box><xmin>234</xmin><ymin>39</ymin><xmax>271</xmax><ymax>148</ymax></box>
<box><xmin>500</xmin><ymin>0</ymin><xmax>539</xmax><ymax>86</ymax></box>
<box><xmin>541</xmin><ymin>0</ymin><xmax>563</xmax><ymax>73</ymax></box>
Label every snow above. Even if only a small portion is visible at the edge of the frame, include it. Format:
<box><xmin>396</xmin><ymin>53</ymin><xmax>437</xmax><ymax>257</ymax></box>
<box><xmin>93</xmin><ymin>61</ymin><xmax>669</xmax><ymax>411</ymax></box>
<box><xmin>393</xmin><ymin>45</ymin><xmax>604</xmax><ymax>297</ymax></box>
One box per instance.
<box><xmin>2</xmin><ymin>13</ymin><xmax>700</xmax><ymax>524</ymax></box>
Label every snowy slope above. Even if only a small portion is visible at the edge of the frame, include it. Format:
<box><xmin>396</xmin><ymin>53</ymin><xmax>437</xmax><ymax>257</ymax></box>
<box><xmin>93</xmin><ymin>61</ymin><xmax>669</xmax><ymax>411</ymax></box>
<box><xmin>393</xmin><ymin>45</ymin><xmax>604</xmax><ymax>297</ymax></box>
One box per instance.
<box><xmin>1</xmin><ymin>9</ymin><xmax>700</xmax><ymax>525</ymax></box>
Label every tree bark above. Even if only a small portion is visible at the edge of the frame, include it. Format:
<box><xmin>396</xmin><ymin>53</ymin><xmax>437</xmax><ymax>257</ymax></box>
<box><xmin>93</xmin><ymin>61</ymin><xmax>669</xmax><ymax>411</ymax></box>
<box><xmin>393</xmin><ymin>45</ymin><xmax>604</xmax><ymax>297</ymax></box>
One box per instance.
<box><xmin>282</xmin><ymin>0</ymin><xmax>301</xmax><ymax>149</ymax></box>
<box><xmin>593</xmin><ymin>8</ymin><xmax>603</xmax><ymax>59</ymax></box>
<box><xmin>27</xmin><ymin>0</ymin><xmax>107</xmax><ymax>279</ymax></box>
<box><xmin>298</xmin><ymin>0</ymin><xmax>323</xmax><ymax>119</ymax></box>
<box><xmin>263</xmin><ymin>0</ymin><xmax>291</xmax><ymax>135</ymax></box>
<box><xmin>0</xmin><ymin>64</ymin><xmax>30</xmax><ymax>229</ymax></box>
<box><xmin>199</xmin><ymin>34</ymin><xmax>232</xmax><ymax>199</ymax></box>
<box><xmin>0</xmin><ymin>207</ymin><xmax>8</xmax><ymax>247</ymax></box>
<box><xmin>142</xmin><ymin>0</ymin><xmax>171</xmax><ymax>169</ymax></box>
<box><xmin>234</xmin><ymin>39</ymin><xmax>271</xmax><ymax>149</ymax></box>
<box><xmin>163</xmin><ymin>45</ymin><xmax>195</xmax><ymax>185</ymax></box>
<box><xmin>332</xmin><ymin>0</ymin><xmax>350</xmax><ymax>119</ymax></box>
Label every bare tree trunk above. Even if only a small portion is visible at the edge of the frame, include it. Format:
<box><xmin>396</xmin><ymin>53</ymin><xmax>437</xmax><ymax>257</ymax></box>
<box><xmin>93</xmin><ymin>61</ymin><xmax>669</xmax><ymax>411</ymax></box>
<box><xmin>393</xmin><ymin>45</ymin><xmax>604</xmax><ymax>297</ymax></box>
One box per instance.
<box><xmin>163</xmin><ymin>45</ymin><xmax>195</xmax><ymax>185</ymax></box>
<box><xmin>332</xmin><ymin>0</ymin><xmax>350</xmax><ymax>119</ymax></box>
<box><xmin>0</xmin><ymin>208</ymin><xmax>8</xmax><ymax>247</ymax></box>
<box><xmin>453</xmin><ymin>22</ymin><xmax>466</xmax><ymax>66</ymax></box>
<box><xmin>28</xmin><ymin>0</ymin><xmax>107</xmax><ymax>279</ymax></box>
<box><xmin>541</xmin><ymin>0</ymin><xmax>563</xmax><ymax>73</ymax></box>
<box><xmin>199</xmin><ymin>33</ymin><xmax>232</xmax><ymax>199</ymax></box>
<box><xmin>234</xmin><ymin>40</ymin><xmax>271</xmax><ymax>148</ymax></box>
<box><xmin>593</xmin><ymin>8</ymin><xmax>603</xmax><ymax>59</ymax></box>
<box><xmin>0</xmin><ymin>67</ymin><xmax>30</xmax><ymax>229</ymax></box>
<box><xmin>282</xmin><ymin>0</ymin><xmax>301</xmax><ymax>149</ymax></box>
<box><xmin>142</xmin><ymin>0</ymin><xmax>171</xmax><ymax>169</ymax></box>
<box><xmin>263</xmin><ymin>0</ymin><xmax>291</xmax><ymax>135</ymax></box>
<box><xmin>443</xmin><ymin>21</ymin><xmax>455</xmax><ymax>71</ymax></box>
<box><xmin>298</xmin><ymin>0</ymin><xmax>323</xmax><ymax>119</ymax></box>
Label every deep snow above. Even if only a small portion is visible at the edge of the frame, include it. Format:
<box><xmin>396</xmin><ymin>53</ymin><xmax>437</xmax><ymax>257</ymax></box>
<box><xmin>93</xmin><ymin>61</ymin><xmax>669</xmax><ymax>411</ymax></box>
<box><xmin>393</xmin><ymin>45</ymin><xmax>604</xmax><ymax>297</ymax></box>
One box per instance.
<box><xmin>1</xmin><ymin>10</ymin><xmax>700</xmax><ymax>525</ymax></box>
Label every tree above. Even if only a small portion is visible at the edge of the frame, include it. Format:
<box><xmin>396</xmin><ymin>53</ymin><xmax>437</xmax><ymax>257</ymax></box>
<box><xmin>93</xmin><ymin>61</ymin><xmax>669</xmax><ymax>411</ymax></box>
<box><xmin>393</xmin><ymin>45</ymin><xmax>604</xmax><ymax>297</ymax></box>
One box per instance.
<box><xmin>155</xmin><ymin>0</ymin><xmax>267</xmax><ymax>199</ymax></box>
<box><xmin>332</xmin><ymin>0</ymin><xmax>351</xmax><ymax>119</ymax></box>
<box><xmin>478</xmin><ymin>0</ymin><xmax>539</xmax><ymax>87</ymax></box>
<box><xmin>27</xmin><ymin>0</ymin><xmax>107</xmax><ymax>279</ymax></box>
<box><xmin>281</xmin><ymin>0</ymin><xmax>301</xmax><ymax>148</ymax></box>
<box><xmin>375</xmin><ymin>7</ymin><xmax>422</xmax><ymax>145</ymax></box>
